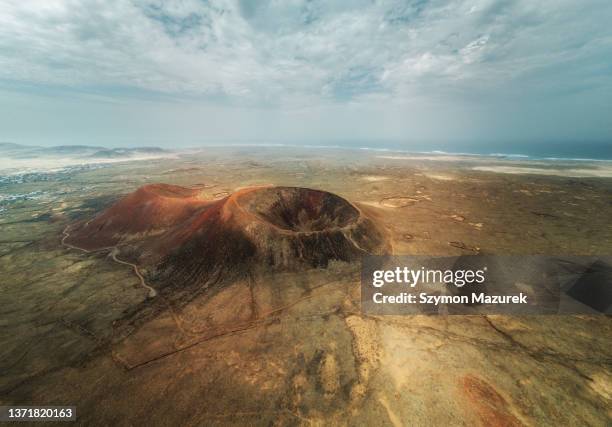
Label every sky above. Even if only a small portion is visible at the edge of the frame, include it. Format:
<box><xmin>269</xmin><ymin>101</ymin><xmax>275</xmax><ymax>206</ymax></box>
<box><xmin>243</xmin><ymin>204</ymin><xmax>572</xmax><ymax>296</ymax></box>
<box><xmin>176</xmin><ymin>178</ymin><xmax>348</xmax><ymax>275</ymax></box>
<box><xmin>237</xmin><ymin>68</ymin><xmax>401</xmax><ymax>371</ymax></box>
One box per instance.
<box><xmin>0</xmin><ymin>0</ymin><xmax>611</xmax><ymax>151</ymax></box>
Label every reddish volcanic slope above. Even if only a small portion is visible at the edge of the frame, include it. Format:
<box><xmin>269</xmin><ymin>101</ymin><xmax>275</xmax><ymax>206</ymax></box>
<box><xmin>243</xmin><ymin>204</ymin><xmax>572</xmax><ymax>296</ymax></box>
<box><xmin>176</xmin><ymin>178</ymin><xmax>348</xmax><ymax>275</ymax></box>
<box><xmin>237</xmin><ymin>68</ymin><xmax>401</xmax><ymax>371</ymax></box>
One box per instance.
<box><xmin>66</xmin><ymin>185</ymin><xmax>390</xmax><ymax>290</ymax></box>
<box><xmin>67</xmin><ymin>184</ymin><xmax>211</xmax><ymax>250</ymax></box>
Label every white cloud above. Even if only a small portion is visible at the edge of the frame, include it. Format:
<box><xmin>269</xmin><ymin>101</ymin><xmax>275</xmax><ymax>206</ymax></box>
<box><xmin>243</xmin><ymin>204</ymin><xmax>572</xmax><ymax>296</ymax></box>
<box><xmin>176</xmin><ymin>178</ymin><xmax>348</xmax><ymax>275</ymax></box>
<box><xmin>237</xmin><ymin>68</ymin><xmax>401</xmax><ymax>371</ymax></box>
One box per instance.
<box><xmin>0</xmin><ymin>1</ymin><xmax>608</xmax><ymax>103</ymax></box>
<box><xmin>0</xmin><ymin>0</ymin><xmax>611</xmax><ymax>145</ymax></box>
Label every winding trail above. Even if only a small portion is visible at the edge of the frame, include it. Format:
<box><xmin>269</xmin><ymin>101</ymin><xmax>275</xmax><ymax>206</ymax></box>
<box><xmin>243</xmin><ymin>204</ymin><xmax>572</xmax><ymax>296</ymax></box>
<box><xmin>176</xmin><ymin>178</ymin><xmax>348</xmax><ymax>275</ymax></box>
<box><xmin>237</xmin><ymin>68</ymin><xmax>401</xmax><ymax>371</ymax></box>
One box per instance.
<box><xmin>61</xmin><ymin>225</ymin><xmax>92</xmax><ymax>253</ymax></box>
<box><xmin>110</xmin><ymin>248</ymin><xmax>157</xmax><ymax>298</ymax></box>
<box><xmin>61</xmin><ymin>224</ymin><xmax>157</xmax><ymax>298</ymax></box>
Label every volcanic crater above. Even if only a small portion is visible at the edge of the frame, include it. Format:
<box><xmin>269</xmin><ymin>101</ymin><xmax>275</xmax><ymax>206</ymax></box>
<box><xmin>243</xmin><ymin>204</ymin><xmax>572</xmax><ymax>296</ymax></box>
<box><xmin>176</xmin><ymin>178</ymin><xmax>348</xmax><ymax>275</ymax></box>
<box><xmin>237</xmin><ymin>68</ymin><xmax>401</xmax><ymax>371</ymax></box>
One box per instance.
<box><xmin>65</xmin><ymin>184</ymin><xmax>389</xmax><ymax>291</ymax></box>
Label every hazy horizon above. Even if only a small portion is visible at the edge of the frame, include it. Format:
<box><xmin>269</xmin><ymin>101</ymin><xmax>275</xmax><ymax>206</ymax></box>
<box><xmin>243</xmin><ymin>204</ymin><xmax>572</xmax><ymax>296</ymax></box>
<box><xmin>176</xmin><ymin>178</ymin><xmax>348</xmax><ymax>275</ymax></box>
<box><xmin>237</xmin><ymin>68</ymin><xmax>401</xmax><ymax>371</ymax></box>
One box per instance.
<box><xmin>3</xmin><ymin>139</ymin><xmax>612</xmax><ymax>162</ymax></box>
<box><xmin>1</xmin><ymin>1</ymin><xmax>612</xmax><ymax>151</ymax></box>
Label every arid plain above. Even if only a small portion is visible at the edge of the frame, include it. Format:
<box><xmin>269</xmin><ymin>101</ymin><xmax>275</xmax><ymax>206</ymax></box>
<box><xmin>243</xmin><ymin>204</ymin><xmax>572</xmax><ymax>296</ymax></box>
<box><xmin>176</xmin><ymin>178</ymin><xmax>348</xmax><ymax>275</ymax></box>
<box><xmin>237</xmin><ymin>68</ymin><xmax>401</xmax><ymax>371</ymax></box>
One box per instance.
<box><xmin>1</xmin><ymin>146</ymin><xmax>611</xmax><ymax>426</ymax></box>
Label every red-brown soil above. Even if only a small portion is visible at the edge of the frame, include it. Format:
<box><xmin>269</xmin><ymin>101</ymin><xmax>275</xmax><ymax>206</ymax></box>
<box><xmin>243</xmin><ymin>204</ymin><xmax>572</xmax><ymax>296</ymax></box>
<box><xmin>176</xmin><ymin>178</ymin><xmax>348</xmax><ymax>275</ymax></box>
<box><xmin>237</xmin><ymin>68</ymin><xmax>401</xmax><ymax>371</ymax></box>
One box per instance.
<box><xmin>65</xmin><ymin>185</ymin><xmax>390</xmax><ymax>291</ymax></box>
<box><xmin>67</xmin><ymin>184</ymin><xmax>210</xmax><ymax>250</ymax></box>
<box><xmin>460</xmin><ymin>374</ymin><xmax>524</xmax><ymax>427</ymax></box>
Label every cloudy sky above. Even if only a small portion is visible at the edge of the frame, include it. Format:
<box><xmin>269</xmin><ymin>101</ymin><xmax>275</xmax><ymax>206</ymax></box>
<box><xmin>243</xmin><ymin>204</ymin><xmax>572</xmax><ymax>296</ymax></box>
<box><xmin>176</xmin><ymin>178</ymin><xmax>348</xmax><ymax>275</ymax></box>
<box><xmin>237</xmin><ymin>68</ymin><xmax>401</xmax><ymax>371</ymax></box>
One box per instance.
<box><xmin>0</xmin><ymin>0</ymin><xmax>611</xmax><ymax>150</ymax></box>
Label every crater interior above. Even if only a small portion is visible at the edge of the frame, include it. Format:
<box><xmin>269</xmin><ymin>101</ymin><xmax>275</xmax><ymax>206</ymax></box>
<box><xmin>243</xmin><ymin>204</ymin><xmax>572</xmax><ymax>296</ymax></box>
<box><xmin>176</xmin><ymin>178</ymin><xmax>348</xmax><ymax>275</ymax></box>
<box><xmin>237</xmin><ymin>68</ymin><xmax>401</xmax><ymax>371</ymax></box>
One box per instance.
<box><xmin>238</xmin><ymin>187</ymin><xmax>360</xmax><ymax>232</ymax></box>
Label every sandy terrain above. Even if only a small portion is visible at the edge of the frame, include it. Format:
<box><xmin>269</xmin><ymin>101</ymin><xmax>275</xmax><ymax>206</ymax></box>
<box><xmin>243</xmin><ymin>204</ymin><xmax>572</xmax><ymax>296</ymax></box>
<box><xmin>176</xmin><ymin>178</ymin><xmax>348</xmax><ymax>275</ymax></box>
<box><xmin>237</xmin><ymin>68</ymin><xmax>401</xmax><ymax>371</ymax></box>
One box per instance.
<box><xmin>0</xmin><ymin>147</ymin><xmax>610</xmax><ymax>426</ymax></box>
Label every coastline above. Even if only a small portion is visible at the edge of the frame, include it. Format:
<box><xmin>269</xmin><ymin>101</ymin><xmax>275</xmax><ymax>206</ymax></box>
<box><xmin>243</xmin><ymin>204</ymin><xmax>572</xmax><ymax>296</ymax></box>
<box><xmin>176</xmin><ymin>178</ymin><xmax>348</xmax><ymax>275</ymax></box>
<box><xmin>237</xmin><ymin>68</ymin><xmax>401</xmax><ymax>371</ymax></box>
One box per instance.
<box><xmin>1</xmin><ymin>143</ymin><xmax>612</xmax><ymax>179</ymax></box>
